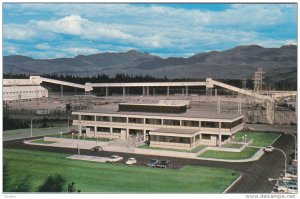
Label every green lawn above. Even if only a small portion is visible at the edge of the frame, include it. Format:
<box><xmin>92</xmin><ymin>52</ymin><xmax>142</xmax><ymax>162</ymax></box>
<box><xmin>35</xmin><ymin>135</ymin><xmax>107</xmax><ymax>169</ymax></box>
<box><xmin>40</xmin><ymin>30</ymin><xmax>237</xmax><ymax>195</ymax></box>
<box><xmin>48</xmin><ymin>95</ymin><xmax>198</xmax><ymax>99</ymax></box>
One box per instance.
<box><xmin>199</xmin><ymin>147</ymin><xmax>259</xmax><ymax>160</ymax></box>
<box><xmin>4</xmin><ymin>149</ymin><xmax>239</xmax><ymax>193</ymax></box>
<box><xmin>222</xmin><ymin>143</ymin><xmax>243</xmax><ymax>148</ymax></box>
<box><xmin>233</xmin><ymin>131</ymin><xmax>280</xmax><ymax>147</ymax></box>
<box><xmin>30</xmin><ymin>139</ymin><xmax>57</xmax><ymax>144</ymax></box>
<box><xmin>139</xmin><ymin>144</ymin><xmax>206</xmax><ymax>153</ymax></box>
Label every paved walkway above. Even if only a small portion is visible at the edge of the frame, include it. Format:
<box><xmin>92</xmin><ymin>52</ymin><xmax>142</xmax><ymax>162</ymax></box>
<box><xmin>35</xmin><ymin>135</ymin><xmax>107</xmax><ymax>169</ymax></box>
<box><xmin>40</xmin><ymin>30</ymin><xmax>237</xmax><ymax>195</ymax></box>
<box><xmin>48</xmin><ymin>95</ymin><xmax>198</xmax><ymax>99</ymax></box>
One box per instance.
<box><xmin>24</xmin><ymin>139</ymin><xmax>265</xmax><ymax>163</ymax></box>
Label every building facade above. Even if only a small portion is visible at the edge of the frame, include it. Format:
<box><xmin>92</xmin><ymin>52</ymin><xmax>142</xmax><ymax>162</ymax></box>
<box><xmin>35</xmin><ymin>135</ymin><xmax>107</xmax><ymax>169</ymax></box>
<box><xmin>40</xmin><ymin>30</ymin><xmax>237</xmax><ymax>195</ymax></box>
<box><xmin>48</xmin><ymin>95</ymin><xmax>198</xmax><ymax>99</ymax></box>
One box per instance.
<box><xmin>3</xmin><ymin>79</ymin><xmax>48</xmax><ymax>101</ymax></box>
<box><xmin>72</xmin><ymin>102</ymin><xmax>244</xmax><ymax>149</ymax></box>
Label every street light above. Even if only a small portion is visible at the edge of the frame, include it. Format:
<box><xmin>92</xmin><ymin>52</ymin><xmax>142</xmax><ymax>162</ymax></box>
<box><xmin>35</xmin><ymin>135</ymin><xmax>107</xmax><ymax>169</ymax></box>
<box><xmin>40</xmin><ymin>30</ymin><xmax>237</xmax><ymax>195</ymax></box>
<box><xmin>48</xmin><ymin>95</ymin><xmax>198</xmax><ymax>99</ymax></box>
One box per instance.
<box><xmin>284</xmin><ymin>132</ymin><xmax>297</xmax><ymax>160</ymax></box>
<box><xmin>67</xmin><ymin>117</ymin><xmax>70</xmax><ymax>132</ymax></box>
<box><xmin>273</xmin><ymin>147</ymin><xmax>287</xmax><ymax>178</ymax></box>
<box><xmin>30</xmin><ymin>119</ymin><xmax>33</xmax><ymax>137</ymax></box>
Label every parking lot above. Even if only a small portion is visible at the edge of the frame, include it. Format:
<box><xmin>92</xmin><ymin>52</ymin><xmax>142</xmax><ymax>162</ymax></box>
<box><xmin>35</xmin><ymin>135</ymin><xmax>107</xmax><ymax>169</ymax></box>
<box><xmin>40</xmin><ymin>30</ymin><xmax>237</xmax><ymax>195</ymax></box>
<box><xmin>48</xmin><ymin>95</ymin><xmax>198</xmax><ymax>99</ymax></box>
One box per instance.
<box><xmin>3</xmin><ymin>133</ymin><xmax>296</xmax><ymax>193</ymax></box>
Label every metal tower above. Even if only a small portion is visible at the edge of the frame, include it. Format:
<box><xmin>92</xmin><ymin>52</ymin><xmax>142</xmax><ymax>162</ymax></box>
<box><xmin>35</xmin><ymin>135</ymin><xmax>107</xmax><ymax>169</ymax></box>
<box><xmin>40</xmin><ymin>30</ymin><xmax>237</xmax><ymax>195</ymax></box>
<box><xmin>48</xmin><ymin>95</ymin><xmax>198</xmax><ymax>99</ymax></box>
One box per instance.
<box><xmin>253</xmin><ymin>68</ymin><xmax>265</xmax><ymax>93</ymax></box>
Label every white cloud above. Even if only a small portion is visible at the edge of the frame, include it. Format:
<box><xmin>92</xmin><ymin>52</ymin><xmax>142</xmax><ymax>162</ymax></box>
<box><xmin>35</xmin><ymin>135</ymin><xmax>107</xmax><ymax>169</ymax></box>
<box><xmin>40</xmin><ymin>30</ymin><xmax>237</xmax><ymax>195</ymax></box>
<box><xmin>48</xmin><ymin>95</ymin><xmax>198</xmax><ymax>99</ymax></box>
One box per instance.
<box><xmin>63</xmin><ymin>47</ymin><xmax>100</xmax><ymax>55</ymax></box>
<box><xmin>35</xmin><ymin>43</ymin><xmax>51</xmax><ymax>50</ymax></box>
<box><xmin>3</xmin><ymin>24</ymin><xmax>36</xmax><ymax>40</ymax></box>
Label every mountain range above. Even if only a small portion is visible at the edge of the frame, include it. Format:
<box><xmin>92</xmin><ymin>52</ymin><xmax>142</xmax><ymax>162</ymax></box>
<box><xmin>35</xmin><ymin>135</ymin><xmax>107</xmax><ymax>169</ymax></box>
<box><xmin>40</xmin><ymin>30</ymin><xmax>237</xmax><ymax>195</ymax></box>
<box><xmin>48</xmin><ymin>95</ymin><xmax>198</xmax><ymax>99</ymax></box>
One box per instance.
<box><xmin>3</xmin><ymin>45</ymin><xmax>297</xmax><ymax>80</ymax></box>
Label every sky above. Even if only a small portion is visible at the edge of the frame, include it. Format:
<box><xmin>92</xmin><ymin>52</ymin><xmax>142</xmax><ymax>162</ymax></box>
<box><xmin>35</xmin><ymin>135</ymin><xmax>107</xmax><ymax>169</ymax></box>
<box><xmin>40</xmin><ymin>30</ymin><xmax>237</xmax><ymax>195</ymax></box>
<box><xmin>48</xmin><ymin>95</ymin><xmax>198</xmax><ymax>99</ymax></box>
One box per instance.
<box><xmin>2</xmin><ymin>3</ymin><xmax>297</xmax><ymax>59</ymax></box>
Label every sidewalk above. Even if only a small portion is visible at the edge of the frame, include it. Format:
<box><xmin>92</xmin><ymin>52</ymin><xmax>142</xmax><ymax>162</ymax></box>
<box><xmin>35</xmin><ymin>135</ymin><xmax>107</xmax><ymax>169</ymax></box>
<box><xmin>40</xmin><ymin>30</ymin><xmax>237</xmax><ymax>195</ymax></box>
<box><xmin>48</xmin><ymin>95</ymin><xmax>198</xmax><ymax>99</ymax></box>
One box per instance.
<box><xmin>24</xmin><ymin>138</ymin><xmax>265</xmax><ymax>163</ymax></box>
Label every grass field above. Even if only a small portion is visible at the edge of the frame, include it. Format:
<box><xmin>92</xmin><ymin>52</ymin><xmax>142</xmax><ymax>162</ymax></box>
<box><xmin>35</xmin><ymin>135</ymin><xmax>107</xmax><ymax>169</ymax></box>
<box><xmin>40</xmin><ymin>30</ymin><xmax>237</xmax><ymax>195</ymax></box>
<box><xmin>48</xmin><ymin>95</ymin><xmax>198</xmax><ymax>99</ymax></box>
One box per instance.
<box><xmin>139</xmin><ymin>144</ymin><xmax>206</xmax><ymax>153</ymax></box>
<box><xmin>199</xmin><ymin>147</ymin><xmax>259</xmax><ymax>160</ymax></box>
<box><xmin>233</xmin><ymin>131</ymin><xmax>280</xmax><ymax>147</ymax></box>
<box><xmin>4</xmin><ymin>149</ymin><xmax>239</xmax><ymax>193</ymax></box>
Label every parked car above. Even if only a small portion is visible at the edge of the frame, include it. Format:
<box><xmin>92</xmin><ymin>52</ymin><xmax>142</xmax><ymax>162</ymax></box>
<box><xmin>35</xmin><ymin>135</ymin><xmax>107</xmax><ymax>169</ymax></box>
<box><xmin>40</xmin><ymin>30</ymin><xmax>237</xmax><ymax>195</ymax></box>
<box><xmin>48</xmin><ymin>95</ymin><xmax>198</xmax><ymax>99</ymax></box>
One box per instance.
<box><xmin>156</xmin><ymin>160</ymin><xmax>171</xmax><ymax>168</ymax></box>
<box><xmin>106</xmin><ymin>155</ymin><xmax>123</xmax><ymax>163</ymax></box>
<box><xmin>91</xmin><ymin>146</ymin><xmax>103</xmax><ymax>151</ymax></box>
<box><xmin>125</xmin><ymin>158</ymin><xmax>137</xmax><ymax>165</ymax></box>
<box><xmin>275</xmin><ymin>180</ymin><xmax>297</xmax><ymax>193</ymax></box>
<box><xmin>146</xmin><ymin>159</ymin><xmax>160</xmax><ymax>167</ymax></box>
<box><xmin>264</xmin><ymin>146</ymin><xmax>274</xmax><ymax>152</ymax></box>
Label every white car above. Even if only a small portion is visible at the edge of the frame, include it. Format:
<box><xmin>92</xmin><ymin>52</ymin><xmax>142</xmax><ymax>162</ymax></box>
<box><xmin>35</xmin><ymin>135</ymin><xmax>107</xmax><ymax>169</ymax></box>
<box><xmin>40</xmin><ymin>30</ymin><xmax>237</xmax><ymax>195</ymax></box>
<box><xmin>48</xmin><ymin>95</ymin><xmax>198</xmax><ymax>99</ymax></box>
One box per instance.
<box><xmin>106</xmin><ymin>155</ymin><xmax>123</xmax><ymax>163</ymax></box>
<box><xmin>125</xmin><ymin>158</ymin><xmax>137</xmax><ymax>165</ymax></box>
<box><xmin>275</xmin><ymin>181</ymin><xmax>297</xmax><ymax>193</ymax></box>
<box><xmin>264</xmin><ymin>146</ymin><xmax>274</xmax><ymax>152</ymax></box>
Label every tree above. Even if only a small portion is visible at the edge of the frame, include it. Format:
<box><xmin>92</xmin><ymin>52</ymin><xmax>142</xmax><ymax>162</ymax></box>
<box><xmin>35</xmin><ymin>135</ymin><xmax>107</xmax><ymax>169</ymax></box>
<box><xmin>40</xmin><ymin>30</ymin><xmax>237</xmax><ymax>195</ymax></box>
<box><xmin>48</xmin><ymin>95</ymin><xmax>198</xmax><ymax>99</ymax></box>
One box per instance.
<box><xmin>38</xmin><ymin>174</ymin><xmax>65</xmax><ymax>192</ymax></box>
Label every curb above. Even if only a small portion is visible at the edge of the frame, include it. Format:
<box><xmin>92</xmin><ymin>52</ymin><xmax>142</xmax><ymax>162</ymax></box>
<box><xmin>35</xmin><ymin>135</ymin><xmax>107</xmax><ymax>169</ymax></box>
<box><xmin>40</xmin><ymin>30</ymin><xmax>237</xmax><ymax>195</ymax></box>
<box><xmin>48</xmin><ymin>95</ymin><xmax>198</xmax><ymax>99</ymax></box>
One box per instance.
<box><xmin>223</xmin><ymin>172</ymin><xmax>242</xmax><ymax>193</ymax></box>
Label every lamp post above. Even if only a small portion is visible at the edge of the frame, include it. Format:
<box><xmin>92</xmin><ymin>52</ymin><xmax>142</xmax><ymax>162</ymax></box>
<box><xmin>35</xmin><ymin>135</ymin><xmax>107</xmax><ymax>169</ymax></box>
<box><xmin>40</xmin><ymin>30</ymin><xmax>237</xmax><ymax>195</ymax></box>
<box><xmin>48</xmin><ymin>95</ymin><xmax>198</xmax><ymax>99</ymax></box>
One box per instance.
<box><xmin>67</xmin><ymin>117</ymin><xmax>70</xmax><ymax>132</ymax></box>
<box><xmin>284</xmin><ymin>132</ymin><xmax>297</xmax><ymax>160</ymax></box>
<box><xmin>30</xmin><ymin>119</ymin><xmax>33</xmax><ymax>137</ymax></box>
<box><xmin>77</xmin><ymin>131</ymin><xmax>80</xmax><ymax>156</ymax></box>
<box><xmin>72</xmin><ymin>133</ymin><xmax>74</xmax><ymax>140</ymax></box>
<box><xmin>273</xmin><ymin>147</ymin><xmax>287</xmax><ymax>178</ymax></box>
<box><xmin>245</xmin><ymin>134</ymin><xmax>247</xmax><ymax>142</ymax></box>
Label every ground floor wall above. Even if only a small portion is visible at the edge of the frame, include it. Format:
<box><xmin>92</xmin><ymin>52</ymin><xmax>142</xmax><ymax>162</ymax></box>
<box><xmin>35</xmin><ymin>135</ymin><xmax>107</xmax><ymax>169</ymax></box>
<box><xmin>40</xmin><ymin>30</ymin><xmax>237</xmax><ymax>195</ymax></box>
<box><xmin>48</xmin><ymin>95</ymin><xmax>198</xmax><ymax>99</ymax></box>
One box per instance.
<box><xmin>77</xmin><ymin>123</ymin><xmax>242</xmax><ymax>148</ymax></box>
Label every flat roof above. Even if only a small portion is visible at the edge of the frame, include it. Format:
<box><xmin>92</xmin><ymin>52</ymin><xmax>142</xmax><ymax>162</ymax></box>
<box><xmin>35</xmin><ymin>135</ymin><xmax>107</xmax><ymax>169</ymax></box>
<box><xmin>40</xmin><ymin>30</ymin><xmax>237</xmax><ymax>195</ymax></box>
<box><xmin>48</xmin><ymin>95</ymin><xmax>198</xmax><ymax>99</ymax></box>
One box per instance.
<box><xmin>151</xmin><ymin>128</ymin><xmax>199</xmax><ymax>135</ymax></box>
<box><xmin>119</xmin><ymin>103</ymin><xmax>186</xmax><ymax>107</ymax></box>
<box><xmin>73</xmin><ymin>106</ymin><xmax>242</xmax><ymax>120</ymax></box>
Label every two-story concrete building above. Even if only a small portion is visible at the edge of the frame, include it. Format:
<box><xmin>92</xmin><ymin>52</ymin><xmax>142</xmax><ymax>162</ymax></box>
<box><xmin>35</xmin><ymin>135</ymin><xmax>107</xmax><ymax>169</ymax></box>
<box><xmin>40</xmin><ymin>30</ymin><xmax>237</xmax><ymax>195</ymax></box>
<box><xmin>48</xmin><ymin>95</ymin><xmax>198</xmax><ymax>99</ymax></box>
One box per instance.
<box><xmin>72</xmin><ymin>101</ymin><xmax>244</xmax><ymax>150</ymax></box>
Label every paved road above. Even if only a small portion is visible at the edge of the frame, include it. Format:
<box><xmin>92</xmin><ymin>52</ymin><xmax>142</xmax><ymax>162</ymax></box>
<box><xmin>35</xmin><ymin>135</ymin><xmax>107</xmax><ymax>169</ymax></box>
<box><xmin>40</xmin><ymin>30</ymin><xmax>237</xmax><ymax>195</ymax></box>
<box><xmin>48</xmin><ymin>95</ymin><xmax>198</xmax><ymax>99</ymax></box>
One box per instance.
<box><xmin>3</xmin><ymin>134</ymin><xmax>295</xmax><ymax>193</ymax></box>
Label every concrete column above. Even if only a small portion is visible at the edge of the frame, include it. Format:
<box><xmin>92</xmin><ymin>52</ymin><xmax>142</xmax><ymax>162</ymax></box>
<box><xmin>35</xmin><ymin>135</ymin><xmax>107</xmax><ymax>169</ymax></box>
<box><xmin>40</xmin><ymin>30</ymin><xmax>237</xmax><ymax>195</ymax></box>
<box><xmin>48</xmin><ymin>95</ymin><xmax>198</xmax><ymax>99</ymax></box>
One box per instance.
<box><xmin>94</xmin><ymin>126</ymin><xmax>97</xmax><ymax>138</ymax></box>
<box><xmin>215</xmin><ymin>89</ymin><xmax>218</xmax><ymax>96</ymax></box>
<box><xmin>167</xmin><ymin>86</ymin><xmax>170</xmax><ymax>96</ymax></box>
<box><xmin>110</xmin><ymin>127</ymin><xmax>113</xmax><ymax>139</ymax></box>
<box><xmin>61</xmin><ymin>85</ymin><xmax>63</xmax><ymax>97</ymax></box>
<box><xmin>218</xmin><ymin>122</ymin><xmax>221</xmax><ymax>147</ymax></box>
<box><xmin>105</xmin><ymin>87</ymin><xmax>109</xmax><ymax>97</ymax></box>
<box><xmin>147</xmin><ymin>86</ymin><xmax>149</xmax><ymax>96</ymax></box>
<box><xmin>79</xmin><ymin>125</ymin><xmax>82</xmax><ymax>136</ymax></box>
<box><xmin>126</xmin><ymin>129</ymin><xmax>129</xmax><ymax>140</ymax></box>
<box><xmin>123</xmin><ymin>87</ymin><xmax>126</xmax><ymax>97</ymax></box>
<box><xmin>143</xmin><ymin>129</ymin><xmax>146</xmax><ymax>141</ymax></box>
<box><xmin>186</xmin><ymin>86</ymin><xmax>188</xmax><ymax>96</ymax></box>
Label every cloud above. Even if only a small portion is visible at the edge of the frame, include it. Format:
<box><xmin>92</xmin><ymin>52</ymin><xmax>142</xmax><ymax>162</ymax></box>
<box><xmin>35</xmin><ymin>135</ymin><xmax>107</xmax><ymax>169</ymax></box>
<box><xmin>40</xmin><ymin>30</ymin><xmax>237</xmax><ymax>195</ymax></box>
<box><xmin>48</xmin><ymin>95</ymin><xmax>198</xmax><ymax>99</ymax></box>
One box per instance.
<box><xmin>35</xmin><ymin>43</ymin><xmax>51</xmax><ymax>50</ymax></box>
<box><xmin>3</xmin><ymin>3</ymin><xmax>297</xmax><ymax>58</ymax></box>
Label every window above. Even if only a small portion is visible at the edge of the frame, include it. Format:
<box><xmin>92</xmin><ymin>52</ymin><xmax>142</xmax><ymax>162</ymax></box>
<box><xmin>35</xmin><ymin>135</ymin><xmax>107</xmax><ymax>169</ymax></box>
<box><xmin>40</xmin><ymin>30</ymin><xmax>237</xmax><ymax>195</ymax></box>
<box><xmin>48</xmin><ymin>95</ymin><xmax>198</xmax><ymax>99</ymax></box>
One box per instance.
<box><xmin>163</xmin><ymin>119</ymin><xmax>180</xmax><ymax>126</ymax></box>
<box><xmin>97</xmin><ymin>127</ymin><xmax>110</xmax><ymax>133</ymax></box>
<box><xmin>231</xmin><ymin>118</ymin><xmax>244</xmax><ymax>127</ymax></box>
<box><xmin>221</xmin><ymin>122</ymin><xmax>232</xmax><ymax>129</ymax></box>
<box><xmin>145</xmin><ymin>118</ymin><xmax>162</xmax><ymax>125</ymax></box>
<box><xmin>112</xmin><ymin>128</ymin><xmax>122</xmax><ymax>133</ymax></box>
<box><xmin>201</xmin><ymin>121</ymin><xmax>219</xmax><ymax>128</ymax></box>
<box><xmin>96</xmin><ymin>116</ymin><xmax>110</xmax><ymax>122</ymax></box>
<box><xmin>72</xmin><ymin>115</ymin><xmax>79</xmax><ymax>120</ymax></box>
<box><xmin>112</xmin><ymin>117</ymin><xmax>127</xmax><ymax>123</ymax></box>
<box><xmin>81</xmin><ymin>115</ymin><xmax>95</xmax><ymax>121</ymax></box>
<box><xmin>202</xmin><ymin>134</ymin><xmax>211</xmax><ymax>140</ymax></box>
<box><xmin>182</xmin><ymin>120</ymin><xmax>199</xmax><ymax>127</ymax></box>
<box><xmin>128</xmin><ymin>117</ymin><xmax>144</xmax><ymax>124</ymax></box>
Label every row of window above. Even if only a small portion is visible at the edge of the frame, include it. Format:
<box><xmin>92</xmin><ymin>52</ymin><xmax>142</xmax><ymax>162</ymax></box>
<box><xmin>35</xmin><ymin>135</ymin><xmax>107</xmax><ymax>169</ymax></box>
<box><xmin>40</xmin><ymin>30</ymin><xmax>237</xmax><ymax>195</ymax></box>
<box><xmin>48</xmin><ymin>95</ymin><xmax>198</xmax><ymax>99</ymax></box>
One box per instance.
<box><xmin>4</xmin><ymin>90</ymin><xmax>47</xmax><ymax>95</ymax></box>
<box><xmin>150</xmin><ymin>135</ymin><xmax>191</xmax><ymax>144</ymax></box>
<box><xmin>75</xmin><ymin>115</ymin><xmax>243</xmax><ymax>129</ymax></box>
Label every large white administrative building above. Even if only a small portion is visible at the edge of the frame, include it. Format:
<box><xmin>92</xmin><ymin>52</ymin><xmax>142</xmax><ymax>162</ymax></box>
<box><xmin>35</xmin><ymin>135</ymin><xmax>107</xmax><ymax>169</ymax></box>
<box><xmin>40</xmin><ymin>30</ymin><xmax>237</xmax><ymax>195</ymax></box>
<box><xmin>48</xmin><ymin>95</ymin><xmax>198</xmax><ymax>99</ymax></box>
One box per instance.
<box><xmin>72</xmin><ymin>100</ymin><xmax>244</xmax><ymax>149</ymax></box>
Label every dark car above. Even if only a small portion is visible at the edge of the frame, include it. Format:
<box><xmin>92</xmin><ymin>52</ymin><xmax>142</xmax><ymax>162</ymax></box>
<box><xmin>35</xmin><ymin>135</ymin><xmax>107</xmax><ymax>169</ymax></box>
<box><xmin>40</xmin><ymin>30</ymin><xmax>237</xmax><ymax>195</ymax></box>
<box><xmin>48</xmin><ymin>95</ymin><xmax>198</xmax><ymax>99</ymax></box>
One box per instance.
<box><xmin>156</xmin><ymin>160</ymin><xmax>171</xmax><ymax>168</ymax></box>
<box><xmin>91</xmin><ymin>146</ymin><xmax>103</xmax><ymax>151</ymax></box>
<box><xmin>146</xmin><ymin>159</ymin><xmax>160</xmax><ymax>167</ymax></box>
